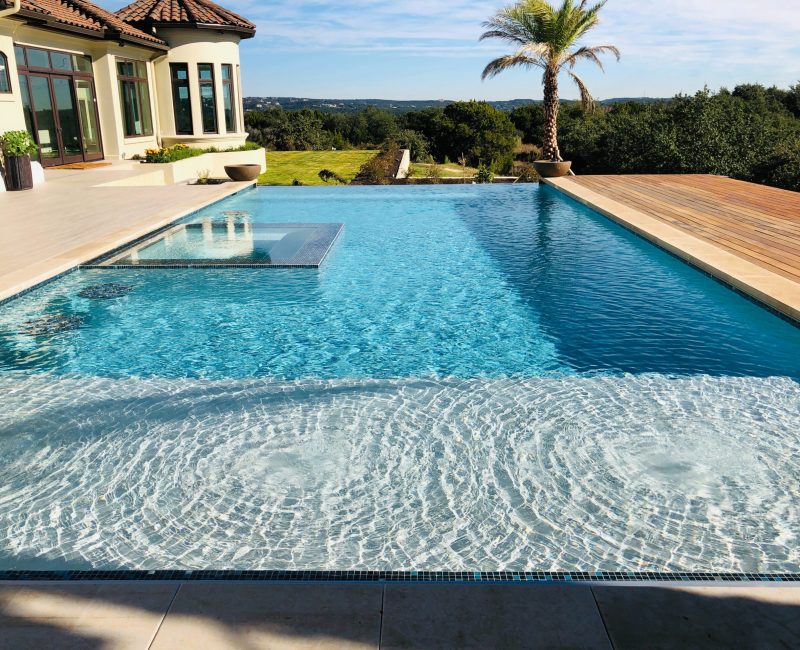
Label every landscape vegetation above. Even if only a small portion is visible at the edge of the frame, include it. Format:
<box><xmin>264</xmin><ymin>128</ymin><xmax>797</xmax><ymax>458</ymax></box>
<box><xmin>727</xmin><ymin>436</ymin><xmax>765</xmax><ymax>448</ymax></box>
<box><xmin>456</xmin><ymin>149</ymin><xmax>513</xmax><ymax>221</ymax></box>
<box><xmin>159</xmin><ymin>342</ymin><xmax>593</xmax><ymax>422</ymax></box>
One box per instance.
<box><xmin>245</xmin><ymin>85</ymin><xmax>800</xmax><ymax>191</ymax></box>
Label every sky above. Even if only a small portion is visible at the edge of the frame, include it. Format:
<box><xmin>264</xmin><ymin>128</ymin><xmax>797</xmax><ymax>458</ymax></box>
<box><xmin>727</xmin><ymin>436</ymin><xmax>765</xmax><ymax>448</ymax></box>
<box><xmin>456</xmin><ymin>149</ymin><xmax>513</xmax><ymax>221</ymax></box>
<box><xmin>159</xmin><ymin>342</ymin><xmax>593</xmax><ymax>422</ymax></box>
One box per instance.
<box><xmin>107</xmin><ymin>0</ymin><xmax>800</xmax><ymax>100</ymax></box>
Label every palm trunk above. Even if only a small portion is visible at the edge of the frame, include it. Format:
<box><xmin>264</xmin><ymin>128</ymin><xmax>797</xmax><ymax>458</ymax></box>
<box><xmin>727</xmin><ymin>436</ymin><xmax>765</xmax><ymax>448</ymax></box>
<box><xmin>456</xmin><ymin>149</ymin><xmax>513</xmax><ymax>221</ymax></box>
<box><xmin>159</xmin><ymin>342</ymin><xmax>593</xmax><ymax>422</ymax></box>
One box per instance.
<box><xmin>542</xmin><ymin>66</ymin><xmax>561</xmax><ymax>161</ymax></box>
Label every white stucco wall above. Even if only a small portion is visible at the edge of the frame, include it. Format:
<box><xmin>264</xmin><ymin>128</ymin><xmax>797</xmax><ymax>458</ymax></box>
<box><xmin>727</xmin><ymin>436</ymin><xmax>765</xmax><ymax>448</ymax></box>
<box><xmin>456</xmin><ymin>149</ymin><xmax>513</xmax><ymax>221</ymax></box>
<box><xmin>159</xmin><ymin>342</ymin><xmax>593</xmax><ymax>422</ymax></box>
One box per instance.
<box><xmin>0</xmin><ymin>17</ymin><xmax>249</xmax><ymax>162</ymax></box>
<box><xmin>0</xmin><ymin>26</ymin><xmax>26</xmax><ymax>133</ymax></box>
<box><xmin>153</xmin><ymin>28</ymin><xmax>247</xmax><ymax>149</ymax></box>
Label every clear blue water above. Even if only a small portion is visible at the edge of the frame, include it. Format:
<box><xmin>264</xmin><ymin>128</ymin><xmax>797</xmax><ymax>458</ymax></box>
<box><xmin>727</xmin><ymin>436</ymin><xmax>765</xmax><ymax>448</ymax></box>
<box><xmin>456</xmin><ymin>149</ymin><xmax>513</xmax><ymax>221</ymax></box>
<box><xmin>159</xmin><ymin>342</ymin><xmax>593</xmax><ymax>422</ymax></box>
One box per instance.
<box><xmin>2</xmin><ymin>184</ymin><xmax>800</xmax><ymax>379</ymax></box>
<box><xmin>1</xmin><ymin>184</ymin><xmax>799</xmax><ymax>573</ymax></box>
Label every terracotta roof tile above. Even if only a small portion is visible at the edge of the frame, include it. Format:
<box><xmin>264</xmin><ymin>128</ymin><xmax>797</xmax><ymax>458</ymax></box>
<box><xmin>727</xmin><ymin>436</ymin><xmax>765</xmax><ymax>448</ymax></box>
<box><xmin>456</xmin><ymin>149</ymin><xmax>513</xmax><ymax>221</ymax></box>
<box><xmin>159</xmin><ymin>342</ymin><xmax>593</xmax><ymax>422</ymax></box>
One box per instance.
<box><xmin>2</xmin><ymin>0</ymin><xmax>168</xmax><ymax>46</ymax></box>
<box><xmin>115</xmin><ymin>0</ymin><xmax>255</xmax><ymax>35</ymax></box>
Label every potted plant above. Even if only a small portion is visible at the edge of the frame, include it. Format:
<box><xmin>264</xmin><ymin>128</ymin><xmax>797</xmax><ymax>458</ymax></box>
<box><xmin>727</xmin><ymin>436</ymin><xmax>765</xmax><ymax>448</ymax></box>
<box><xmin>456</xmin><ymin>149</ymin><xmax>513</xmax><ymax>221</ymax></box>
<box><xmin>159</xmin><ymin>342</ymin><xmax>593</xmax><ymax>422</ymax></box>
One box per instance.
<box><xmin>1</xmin><ymin>130</ymin><xmax>39</xmax><ymax>191</ymax></box>
<box><xmin>480</xmin><ymin>0</ymin><xmax>619</xmax><ymax>178</ymax></box>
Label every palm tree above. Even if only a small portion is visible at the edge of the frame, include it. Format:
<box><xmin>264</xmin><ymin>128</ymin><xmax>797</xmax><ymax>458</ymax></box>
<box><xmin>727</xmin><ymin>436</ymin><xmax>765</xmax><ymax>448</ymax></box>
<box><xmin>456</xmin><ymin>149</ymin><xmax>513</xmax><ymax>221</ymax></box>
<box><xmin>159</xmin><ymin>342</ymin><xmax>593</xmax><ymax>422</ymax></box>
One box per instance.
<box><xmin>481</xmin><ymin>0</ymin><xmax>619</xmax><ymax>162</ymax></box>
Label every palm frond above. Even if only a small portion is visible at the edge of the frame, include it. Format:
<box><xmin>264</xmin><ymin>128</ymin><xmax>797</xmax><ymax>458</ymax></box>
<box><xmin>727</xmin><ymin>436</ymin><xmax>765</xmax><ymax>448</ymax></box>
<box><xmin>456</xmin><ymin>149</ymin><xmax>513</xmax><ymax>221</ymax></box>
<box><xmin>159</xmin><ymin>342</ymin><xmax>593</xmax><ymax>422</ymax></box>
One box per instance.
<box><xmin>482</xmin><ymin>53</ymin><xmax>544</xmax><ymax>80</ymax></box>
<box><xmin>564</xmin><ymin>45</ymin><xmax>620</xmax><ymax>70</ymax></box>
<box><xmin>568</xmin><ymin>70</ymin><xmax>595</xmax><ymax>111</ymax></box>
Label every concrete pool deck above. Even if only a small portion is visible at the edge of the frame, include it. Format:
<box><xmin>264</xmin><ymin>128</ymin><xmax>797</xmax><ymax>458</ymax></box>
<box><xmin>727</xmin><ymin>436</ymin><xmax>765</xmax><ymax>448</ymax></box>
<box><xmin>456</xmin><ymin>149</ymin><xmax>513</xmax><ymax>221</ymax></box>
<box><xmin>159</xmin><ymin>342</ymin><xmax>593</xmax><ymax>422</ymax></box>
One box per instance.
<box><xmin>543</xmin><ymin>174</ymin><xmax>800</xmax><ymax>323</ymax></box>
<box><xmin>1</xmin><ymin>581</ymin><xmax>799</xmax><ymax>648</ymax></box>
<box><xmin>0</xmin><ymin>163</ymin><xmax>255</xmax><ymax>303</ymax></box>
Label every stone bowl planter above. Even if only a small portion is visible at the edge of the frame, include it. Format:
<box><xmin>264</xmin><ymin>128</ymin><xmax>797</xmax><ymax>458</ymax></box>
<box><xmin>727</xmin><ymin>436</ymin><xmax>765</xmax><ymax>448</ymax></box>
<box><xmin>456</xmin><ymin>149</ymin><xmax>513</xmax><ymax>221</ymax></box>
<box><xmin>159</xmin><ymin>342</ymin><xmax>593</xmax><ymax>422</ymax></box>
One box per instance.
<box><xmin>533</xmin><ymin>160</ymin><xmax>572</xmax><ymax>178</ymax></box>
<box><xmin>224</xmin><ymin>164</ymin><xmax>262</xmax><ymax>182</ymax></box>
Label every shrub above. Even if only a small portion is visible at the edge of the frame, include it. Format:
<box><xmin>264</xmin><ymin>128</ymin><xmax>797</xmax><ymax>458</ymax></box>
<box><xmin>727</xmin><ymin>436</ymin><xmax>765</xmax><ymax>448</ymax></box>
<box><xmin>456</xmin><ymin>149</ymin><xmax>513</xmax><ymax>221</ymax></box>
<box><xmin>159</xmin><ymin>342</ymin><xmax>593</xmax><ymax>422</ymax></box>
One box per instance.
<box><xmin>142</xmin><ymin>142</ymin><xmax>260</xmax><ymax>164</ymax></box>
<box><xmin>352</xmin><ymin>146</ymin><xmax>400</xmax><ymax>185</ymax></box>
<box><xmin>513</xmin><ymin>162</ymin><xmax>539</xmax><ymax>183</ymax></box>
<box><xmin>755</xmin><ymin>137</ymin><xmax>800</xmax><ymax>191</ymax></box>
<box><xmin>318</xmin><ymin>169</ymin><xmax>348</xmax><ymax>184</ymax></box>
<box><xmin>475</xmin><ymin>164</ymin><xmax>494</xmax><ymax>184</ymax></box>
<box><xmin>427</xmin><ymin>163</ymin><xmax>443</xmax><ymax>184</ymax></box>
<box><xmin>0</xmin><ymin>130</ymin><xmax>39</xmax><ymax>158</ymax></box>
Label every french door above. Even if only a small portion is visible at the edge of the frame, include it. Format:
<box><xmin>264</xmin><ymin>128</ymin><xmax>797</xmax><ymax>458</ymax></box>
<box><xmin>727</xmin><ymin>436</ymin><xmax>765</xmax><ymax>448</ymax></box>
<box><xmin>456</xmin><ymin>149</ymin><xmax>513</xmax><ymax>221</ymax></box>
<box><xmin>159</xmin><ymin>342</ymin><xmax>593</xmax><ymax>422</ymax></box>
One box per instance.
<box><xmin>16</xmin><ymin>45</ymin><xmax>104</xmax><ymax>167</ymax></box>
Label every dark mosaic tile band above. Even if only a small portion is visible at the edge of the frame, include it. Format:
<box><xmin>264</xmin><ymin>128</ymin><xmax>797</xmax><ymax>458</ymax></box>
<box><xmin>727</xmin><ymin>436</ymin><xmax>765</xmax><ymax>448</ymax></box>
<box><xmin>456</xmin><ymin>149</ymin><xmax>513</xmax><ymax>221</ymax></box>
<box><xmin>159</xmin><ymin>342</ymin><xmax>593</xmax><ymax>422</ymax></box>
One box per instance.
<box><xmin>1</xmin><ymin>570</ymin><xmax>798</xmax><ymax>583</ymax></box>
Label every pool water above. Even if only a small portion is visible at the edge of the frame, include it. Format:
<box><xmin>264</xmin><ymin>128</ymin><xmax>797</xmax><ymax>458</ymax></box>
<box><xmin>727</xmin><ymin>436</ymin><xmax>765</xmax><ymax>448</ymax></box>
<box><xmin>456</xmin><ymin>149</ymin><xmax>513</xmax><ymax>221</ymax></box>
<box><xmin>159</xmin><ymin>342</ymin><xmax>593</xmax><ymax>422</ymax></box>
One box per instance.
<box><xmin>1</xmin><ymin>184</ymin><xmax>799</xmax><ymax>572</ymax></box>
<box><xmin>103</xmin><ymin>222</ymin><xmax>342</xmax><ymax>266</ymax></box>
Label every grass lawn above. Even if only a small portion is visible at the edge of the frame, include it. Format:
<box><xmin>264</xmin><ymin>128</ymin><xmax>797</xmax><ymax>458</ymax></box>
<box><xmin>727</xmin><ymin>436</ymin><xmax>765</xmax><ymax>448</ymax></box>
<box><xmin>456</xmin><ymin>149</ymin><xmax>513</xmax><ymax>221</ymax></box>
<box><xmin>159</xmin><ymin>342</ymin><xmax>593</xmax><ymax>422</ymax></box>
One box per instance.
<box><xmin>409</xmin><ymin>162</ymin><xmax>480</xmax><ymax>179</ymax></box>
<box><xmin>258</xmin><ymin>150</ymin><xmax>378</xmax><ymax>186</ymax></box>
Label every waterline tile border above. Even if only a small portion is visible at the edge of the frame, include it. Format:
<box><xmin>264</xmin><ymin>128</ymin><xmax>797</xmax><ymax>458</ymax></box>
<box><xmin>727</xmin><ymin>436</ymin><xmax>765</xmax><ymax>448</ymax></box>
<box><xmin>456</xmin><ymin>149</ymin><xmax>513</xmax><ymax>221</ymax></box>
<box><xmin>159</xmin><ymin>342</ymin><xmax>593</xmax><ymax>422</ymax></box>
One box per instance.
<box><xmin>542</xmin><ymin>177</ymin><xmax>800</xmax><ymax>324</ymax></box>
<box><xmin>0</xmin><ymin>570</ymin><xmax>798</xmax><ymax>584</ymax></box>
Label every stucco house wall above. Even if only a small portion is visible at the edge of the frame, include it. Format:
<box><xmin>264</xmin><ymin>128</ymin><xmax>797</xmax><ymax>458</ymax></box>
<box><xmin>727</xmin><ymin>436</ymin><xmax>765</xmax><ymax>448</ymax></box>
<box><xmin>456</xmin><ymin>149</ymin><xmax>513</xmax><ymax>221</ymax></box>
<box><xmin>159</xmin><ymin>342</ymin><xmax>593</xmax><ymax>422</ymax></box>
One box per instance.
<box><xmin>154</xmin><ymin>28</ymin><xmax>246</xmax><ymax>150</ymax></box>
<box><xmin>0</xmin><ymin>0</ymin><xmax>253</xmax><ymax>166</ymax></box>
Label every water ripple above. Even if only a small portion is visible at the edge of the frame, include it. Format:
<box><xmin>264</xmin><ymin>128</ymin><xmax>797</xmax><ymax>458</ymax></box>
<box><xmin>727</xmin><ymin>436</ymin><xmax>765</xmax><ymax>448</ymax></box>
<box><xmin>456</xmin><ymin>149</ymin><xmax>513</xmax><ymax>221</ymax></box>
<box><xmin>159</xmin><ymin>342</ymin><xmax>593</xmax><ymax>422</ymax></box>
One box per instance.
<box><xmin>1</xmin><ymin>373</ymin><xmax>798</xmax><ymax>572</ymax></box>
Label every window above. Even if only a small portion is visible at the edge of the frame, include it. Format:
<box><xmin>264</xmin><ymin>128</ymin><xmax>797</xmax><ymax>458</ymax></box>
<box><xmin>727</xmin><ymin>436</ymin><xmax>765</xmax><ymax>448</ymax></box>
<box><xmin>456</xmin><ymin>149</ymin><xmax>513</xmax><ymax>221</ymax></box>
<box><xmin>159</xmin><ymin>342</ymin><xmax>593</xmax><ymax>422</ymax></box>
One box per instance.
<box><xmin>170</xmin><ymin>63</ymin><xmax>193</xmax><ymax>135</ymax></box>
<box><xmin>0</xmin><ymin>52</ymin><xmax>10</xmax><ymax>93</ymax></box>
<box><xmin>50</xmin><ymin>51</ymin><xmax>73</xmax><ymax>71</ymax></box>
<box><xmin>221</xmin><ymin>64</ymin><xmax>236</xmax><ymax>133</ymax></box>
<box><xmin>18</xmin><ymin>75</ymin><xmax>34</xmax><ymax>134</ymax></box>
<box><xmin>197</xmin><ymin>63</ymin><xmax>217</xmax><ymax>134</ymax></box>
<box><xmin>14</xmin><ymin>46</ymin><xmax>93</xmax><ymax>75</ymax></box>
<box><xmin>25</xmin><ymin>48</ymin><xmax>50</xmax><ymax>69</ymax></box>
<box><xmin>116</xmin><ymin>59</ymin><xmax>153</xmax><ymax>137</ymax></box>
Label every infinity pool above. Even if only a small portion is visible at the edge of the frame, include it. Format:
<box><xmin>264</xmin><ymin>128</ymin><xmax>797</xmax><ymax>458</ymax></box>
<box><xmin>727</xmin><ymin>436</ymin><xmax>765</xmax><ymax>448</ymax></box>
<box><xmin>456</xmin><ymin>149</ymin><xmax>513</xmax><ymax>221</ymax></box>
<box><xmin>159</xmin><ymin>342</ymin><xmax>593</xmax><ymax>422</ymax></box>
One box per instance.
<box><xmin>1</xmin><ymin>184</ymin><xmax>799</xmax><ymax>572</ymax></box>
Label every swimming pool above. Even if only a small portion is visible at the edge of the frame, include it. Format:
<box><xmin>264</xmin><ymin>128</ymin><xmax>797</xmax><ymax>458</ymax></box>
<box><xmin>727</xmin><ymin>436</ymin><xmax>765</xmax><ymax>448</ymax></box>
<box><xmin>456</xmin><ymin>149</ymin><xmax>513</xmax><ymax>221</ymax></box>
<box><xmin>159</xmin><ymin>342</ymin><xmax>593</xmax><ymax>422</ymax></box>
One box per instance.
<box><xmin>1</xmin><ymin>184</ymin><xmax>799</xmax><ymax>573</ymax></box>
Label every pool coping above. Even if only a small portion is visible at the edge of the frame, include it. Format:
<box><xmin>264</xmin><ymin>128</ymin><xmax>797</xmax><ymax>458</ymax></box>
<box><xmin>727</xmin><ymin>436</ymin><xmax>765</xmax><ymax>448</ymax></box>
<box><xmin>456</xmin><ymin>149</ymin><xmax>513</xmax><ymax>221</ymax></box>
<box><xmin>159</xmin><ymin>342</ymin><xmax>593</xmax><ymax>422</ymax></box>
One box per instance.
<box><xmin>542</xmin><ymin>176</ymin><xmax>800</xmax><ymax>324</ymax></box>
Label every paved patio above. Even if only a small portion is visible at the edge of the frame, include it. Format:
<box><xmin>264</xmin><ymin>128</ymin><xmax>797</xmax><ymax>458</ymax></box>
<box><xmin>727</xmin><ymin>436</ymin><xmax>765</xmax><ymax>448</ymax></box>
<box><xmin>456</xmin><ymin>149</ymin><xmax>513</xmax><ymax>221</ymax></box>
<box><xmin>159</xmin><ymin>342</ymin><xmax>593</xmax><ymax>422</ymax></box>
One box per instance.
<box><xmin>1</xmin><ymin>581</ymin><xmax>799</xmax><ymax>649</ymax></box>
<box><xmin>0</xmin><ymin>163</ymin><xmax>255</xmax><ymax>303</ymax></box>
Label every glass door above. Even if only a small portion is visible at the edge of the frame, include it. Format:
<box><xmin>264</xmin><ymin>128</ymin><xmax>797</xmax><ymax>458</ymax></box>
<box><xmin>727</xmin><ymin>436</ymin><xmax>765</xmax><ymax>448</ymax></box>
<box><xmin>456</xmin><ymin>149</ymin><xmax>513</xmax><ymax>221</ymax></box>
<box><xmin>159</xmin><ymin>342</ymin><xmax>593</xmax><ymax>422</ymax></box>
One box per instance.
<box><xmin>51</xmin><ymin>75</ymin><xmax>83</xmax><ymax>164</ymax></box>
<box><xmin>74</xmin><ymin>79</ymin><xmax>103</xmax><ymax>160</ymax></box>
<box><xmin>26</xmin><ymin>75</ymin><xmax>62</xmax><ymax>166</ymax></box>
<box><xmin>15</xmin><ymin>45</ymin><xmax>105</xmax><ymax>166</ymax></box>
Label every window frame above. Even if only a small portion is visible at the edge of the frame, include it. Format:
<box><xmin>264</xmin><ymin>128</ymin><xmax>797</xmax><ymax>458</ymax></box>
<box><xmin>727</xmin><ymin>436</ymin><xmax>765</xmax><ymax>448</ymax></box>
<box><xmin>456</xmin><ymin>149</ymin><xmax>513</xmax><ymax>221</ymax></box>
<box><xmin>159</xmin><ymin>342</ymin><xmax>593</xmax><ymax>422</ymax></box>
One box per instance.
<box><xmin>116</xmin><ymin>58</ymin><xmax>154</xmax><ymax>139</ymax></box>
<box><xmin>0</xmin><ymin>51</ymin><xmax>12</xmax><ymax>94</ymax></box>
<box><xmin>197</xmin><ymin>63</ymin><xmax>218</xmax><ymax>135</ymax></box>
<box><xmin>221</xmin><ymin>63</ymin><xmax>236</xmax><ymax>133</ymax></box>
<box><xmin>169</xmin><ymin>62</ymin><xmax>194</xmax><ymax>135</ymax></box>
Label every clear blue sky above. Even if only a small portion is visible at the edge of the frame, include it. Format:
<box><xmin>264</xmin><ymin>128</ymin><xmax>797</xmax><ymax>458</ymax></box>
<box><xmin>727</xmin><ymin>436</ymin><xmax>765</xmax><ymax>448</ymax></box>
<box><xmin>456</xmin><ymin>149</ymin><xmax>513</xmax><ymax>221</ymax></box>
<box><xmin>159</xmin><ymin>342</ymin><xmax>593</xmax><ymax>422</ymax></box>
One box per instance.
<box><xmin>108</xmin><ymin>0</ymin><xmax>800</xmax><ymax>100</ymax></box>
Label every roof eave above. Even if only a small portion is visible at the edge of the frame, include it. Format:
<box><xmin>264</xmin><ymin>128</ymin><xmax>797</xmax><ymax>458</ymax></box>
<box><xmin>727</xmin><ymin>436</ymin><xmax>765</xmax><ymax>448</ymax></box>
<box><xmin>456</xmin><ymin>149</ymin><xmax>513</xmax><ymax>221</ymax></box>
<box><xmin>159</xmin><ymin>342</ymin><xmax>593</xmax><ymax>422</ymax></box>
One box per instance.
<box><xmin>13</xmin><ymin>9</ymin><xmax>169</xmax><ymax>49</ymax></box>
<box><xmin>145</xmin><ymin>20</ymin><xmax>255</xmax><ymax>38</ymax></box>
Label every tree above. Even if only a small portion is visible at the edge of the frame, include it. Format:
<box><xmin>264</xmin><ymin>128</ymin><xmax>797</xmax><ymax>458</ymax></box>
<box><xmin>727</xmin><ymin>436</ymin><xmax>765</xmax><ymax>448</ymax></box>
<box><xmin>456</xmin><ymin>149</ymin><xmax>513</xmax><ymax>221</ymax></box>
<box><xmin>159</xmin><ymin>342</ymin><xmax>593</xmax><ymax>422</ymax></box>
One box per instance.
<box><xmin>385</xmin><ymin>129</ymin><xmax>430</xmax><ymax>162</ymax></box>
<box><xmin>480</xmin><ymin>0</ymin><xmax>619</xmax><ymax>161</ymax></box>
<box><xmin>441</xmin><ymin>101</ymin><xmax>518</xmax><ymax>171</ymax></box>
<box><xmin>509</xmin><ymin>104</ymin><xmax>545</xmax><ymax>144</ymax></box>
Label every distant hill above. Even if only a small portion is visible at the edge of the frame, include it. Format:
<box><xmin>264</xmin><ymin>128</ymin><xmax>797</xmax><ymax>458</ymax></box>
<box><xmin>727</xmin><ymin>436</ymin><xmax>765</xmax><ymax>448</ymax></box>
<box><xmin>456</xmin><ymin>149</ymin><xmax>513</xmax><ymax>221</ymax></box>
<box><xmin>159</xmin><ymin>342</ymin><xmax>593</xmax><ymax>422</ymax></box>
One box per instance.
<box><xmin>243</xmin><ymin>97</ymin><xmax>666</xmax><ymax>114</ymax></box>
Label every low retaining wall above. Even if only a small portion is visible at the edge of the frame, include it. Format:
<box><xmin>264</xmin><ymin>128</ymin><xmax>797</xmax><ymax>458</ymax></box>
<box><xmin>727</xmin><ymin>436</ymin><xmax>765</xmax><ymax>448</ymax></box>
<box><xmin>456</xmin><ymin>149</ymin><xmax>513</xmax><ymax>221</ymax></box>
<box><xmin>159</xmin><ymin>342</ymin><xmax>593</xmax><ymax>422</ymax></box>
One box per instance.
<box><xmin>100</xmin><ymin>149</ymin><xmax>266</xmax><ymax>187</ymax></box>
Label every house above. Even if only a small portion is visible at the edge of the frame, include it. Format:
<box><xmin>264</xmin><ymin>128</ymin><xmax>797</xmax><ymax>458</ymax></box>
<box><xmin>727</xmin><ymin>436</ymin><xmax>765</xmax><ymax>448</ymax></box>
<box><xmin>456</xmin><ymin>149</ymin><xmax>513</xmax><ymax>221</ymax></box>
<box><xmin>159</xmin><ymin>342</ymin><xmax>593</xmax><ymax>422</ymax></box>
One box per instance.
<box><xmin>0</xmin><ymin>0</ymin><xmax>255</xmax><ymax>167</ymax></box>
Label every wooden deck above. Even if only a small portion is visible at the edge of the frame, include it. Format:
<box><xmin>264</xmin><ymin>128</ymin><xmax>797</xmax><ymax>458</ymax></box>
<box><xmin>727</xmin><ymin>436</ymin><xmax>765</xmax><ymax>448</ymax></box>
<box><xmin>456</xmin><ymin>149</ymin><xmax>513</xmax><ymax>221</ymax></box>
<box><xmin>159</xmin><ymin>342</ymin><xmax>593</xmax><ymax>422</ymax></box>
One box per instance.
<box><xmin>544</xmin><ymin>174</ymin><xmax>800</xmax><ymax>322</ymax></box>
<box><xmin>565</xmin><ymin>175</ymin><xmax>800</xmax><ymax>282</ymax></box>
